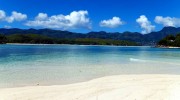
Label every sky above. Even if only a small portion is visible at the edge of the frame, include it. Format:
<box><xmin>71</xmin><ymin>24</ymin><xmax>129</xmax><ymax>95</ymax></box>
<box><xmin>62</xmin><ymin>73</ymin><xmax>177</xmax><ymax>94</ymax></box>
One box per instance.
<box><xmin>0</xmin><ymin>0</ymin><xmax>180</xmax><ymax>34</ymax></box>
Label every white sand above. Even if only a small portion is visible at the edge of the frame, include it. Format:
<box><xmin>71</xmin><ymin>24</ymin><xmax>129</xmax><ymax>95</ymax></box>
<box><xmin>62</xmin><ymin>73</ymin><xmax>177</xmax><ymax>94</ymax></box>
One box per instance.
<box><xmin>1</xmin><ymin>74</ymin><xmax>180</xmax><ymax>100</ymax></box>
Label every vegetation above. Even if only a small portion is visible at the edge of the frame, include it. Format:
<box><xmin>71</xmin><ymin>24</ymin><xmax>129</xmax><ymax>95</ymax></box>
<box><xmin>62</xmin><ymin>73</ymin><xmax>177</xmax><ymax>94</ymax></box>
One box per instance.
<box><xmin>0</xmin><ymin>34</ymin><xmax>7</xmax><ymax>44</ymax></box>
<box><xmin>1</xmin><ymin>26</ymin><xmax>180</xmax><ymax>45</ymax></box>
<box><xmin>2</xmin><ymin>26</ymin><xmax>180</xmax><ymax>45</ymax></box>
<box><xmin>158</xmin><ymin>33</ymin><xmax>180</xmax><ymax>47</ymax></box>
<box><xmin>0</xmin><ymin>33</ymin><xmax>138</xmax><ymax>46</ymax></box>
<box><xmin>73</xmin><ymin>38</ymin><xmax>138</xmax><ymax>46</ymax></box>
<box><xmin>7</xmin><ymin>34</ymin><xmax>54</xmax><ymax>44</ymax></box>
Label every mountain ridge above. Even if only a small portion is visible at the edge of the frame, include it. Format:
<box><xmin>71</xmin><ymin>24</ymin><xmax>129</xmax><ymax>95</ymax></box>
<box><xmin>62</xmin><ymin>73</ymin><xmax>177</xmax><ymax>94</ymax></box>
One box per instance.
<box><xmin>1</xmin><ymin>27</ymin><xmax>180</xmax><ymax>45</ymax></box>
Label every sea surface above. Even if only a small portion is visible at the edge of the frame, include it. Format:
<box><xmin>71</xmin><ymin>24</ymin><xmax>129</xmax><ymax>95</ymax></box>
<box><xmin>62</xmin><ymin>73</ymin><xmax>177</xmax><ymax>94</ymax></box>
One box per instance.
<box><xmin>0</xmin><ymin>44</ymin><xmax>180</xmax><ymax>88</ymax></box>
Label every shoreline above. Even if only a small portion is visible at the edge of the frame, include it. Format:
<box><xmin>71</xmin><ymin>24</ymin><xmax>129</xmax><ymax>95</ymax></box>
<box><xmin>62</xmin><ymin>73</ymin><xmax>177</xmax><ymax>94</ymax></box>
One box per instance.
<box><xmin>154</xmin><ymin>45</ymin><xmax>180</xmax><ymax>49</ymax></box>
<box><xmin>4</xmin><ymin>43</ymin><xmax>147</xmax><ymax>47</ymax></box>
<box><xmin>4</xmin><ymin>43</ymin><xmax>180</xmax><ymax>48</ymax></box>
<box><xmin>1</xmin><ymin>74</ymin><xmax>180</xmax><ymax>100</ymax></box>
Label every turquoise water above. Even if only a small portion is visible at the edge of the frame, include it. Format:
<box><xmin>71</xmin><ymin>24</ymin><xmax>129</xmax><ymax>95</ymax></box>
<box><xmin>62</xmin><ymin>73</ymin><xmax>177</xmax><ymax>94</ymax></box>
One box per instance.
<box><xmin>0</xmin><ymin>44</ymin><xmax>180</xmax><ymax>88</ymax></box>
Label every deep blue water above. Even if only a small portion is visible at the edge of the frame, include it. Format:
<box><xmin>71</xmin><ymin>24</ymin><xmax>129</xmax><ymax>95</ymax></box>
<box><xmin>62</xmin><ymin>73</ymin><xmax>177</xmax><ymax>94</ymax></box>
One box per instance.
<box><xmin>0</xmin><ymin>44</ymin><xmax>180</xmax><ymax>88</ymax></box>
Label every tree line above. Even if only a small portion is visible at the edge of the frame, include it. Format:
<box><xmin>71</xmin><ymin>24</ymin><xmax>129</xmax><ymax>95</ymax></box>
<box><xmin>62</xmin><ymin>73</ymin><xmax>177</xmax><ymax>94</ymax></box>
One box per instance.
<box><xmin>0</xmin><ymin>34</ymin><xmax>138</xmax><ymax>46</ymax></box>
<box><xmin>158</xmin><ymin>33</ymin><xmax>180</xmax><ymax>47</ymax></box>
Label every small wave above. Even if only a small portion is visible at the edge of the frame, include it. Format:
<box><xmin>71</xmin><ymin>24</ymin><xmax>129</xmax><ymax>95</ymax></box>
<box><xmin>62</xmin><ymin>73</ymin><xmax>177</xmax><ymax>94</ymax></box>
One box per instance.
<box><xmin>129</xmin><ymin>58</ymin><xmax>147</xmax><ymax>62</ymax></box>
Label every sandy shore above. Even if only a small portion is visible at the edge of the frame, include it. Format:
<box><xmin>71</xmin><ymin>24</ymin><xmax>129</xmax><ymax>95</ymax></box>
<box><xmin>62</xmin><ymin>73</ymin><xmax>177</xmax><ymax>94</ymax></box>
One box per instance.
<box><xmin>1</xmin><ymin>74</ymin><xmax>180</xmax><ymax>100</ymax></box>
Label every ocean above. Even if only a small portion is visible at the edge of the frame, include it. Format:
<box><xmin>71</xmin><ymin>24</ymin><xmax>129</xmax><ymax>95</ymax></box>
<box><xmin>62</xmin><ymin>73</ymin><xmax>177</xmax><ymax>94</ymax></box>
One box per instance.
<box><xmin>0</xmin><ymin>44</ymin><xmax>180</xmax><ymax>88</ymax></box>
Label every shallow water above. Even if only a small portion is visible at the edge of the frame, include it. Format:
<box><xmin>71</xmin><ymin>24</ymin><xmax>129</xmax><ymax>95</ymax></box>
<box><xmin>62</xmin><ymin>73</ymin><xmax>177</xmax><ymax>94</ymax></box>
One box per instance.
<box><xmin>0</xmin><ymin>44</ymin><xmax>180</xmax><ymax>88</ymax></box>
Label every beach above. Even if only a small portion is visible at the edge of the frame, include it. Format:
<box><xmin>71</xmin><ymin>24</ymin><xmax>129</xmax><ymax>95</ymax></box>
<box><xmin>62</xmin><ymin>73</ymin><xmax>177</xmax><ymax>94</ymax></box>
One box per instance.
<box><xmin>1</xmin><ymin>74</ymin><xmax>180</xmax><ymax>100</ymax></box>
<box><xmin>1</xmin><ymin>0</ymin><xmax>180</xmax><ymax>99</ymax></box>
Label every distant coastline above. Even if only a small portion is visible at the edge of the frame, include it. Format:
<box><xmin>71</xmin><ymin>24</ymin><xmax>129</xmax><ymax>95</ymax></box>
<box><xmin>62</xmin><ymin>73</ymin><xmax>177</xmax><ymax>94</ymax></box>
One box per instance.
<box><xmin>4</xmin><ymin>43</ymin><xmax>180</xmax><ymax>48</ymax></box>
<box><xmin>0</xmin><ymin>34</ymin><xmax>139</xmax><ymax>46</ymax></box>
<box><xmin>0</xmin><ymin>26</ymin><xmax>180</xmax><ymax>46</ymax></box>
<box><xmin>5</xmin><ymin>43</ymin><xmax>145</xmax><ymax>47</ymax></box>
<box><xmin>155</xmin><ymin>45</ymin><xmax>180</xmax><ymax>49</ymax></box>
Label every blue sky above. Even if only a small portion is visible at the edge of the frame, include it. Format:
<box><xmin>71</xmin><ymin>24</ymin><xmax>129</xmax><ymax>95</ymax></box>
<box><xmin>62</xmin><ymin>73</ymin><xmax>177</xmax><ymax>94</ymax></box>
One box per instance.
<box><xmin>0</xmin><ymin>0</ymin><xmax>180</xmax><ymax>33</ymax></box>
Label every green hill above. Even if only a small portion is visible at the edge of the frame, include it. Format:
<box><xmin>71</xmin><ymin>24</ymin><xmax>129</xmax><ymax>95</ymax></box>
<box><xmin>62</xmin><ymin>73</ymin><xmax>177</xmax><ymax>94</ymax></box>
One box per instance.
<box><xmin>158</xmin><ymin>34</ymin><xmax>180</xmax><ymax>47</ymax></box>
<box><xmin>1</xmin><ymin>27</ymin><xmax>180</xmax><ymax>45</ymax></box>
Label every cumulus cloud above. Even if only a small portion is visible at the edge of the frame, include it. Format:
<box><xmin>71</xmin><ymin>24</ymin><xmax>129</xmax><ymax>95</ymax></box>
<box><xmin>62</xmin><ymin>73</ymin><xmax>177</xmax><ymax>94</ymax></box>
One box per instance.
<box><xmin>6</xmin><ymin>11</ymin><xmax>27</xmax><ymax>23</ymax></box>
<box><xmin>0</xmin><ymin>10</ymin><xmax>27</xmax><ymax>23</ymax></box>
<box><xmin>136</xmin><ymin>15</ymin><xmax>155</xmax><ymax>34</ymax></box>
<box><xmin>25</xmin><ymin>10</ymin><xmax>91</xmax><ymax>30</ymax></box>
<box><xmin>155</xmin><ymin>16</ymin><xmax>180</xmax><ymax>27</ymax></box>
<box><xmin>35</xmin><ymin>13</ymin><xmax>48</xmax><ymax>20</ymax></box>
<box><xmin>99</xmin><ymin>17</ymin><xmax>123</xmax><ymax>28</ymax></box>
<box><xmin>0</xmin><ymin>10</ymin><xmax>6</xmax><ymax>20</ymax></box>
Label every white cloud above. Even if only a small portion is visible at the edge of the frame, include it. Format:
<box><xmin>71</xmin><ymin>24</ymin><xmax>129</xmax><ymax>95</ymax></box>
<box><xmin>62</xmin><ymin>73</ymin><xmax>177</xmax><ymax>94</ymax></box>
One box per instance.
<box><xmin>0</xmin><ymin>10</ymin><xmax>27</xmax><ymax>23</ymax></box>
<box><xmin>4</xmin><ymin>25</ymin><xmax>11</xmax><ymax>29</ymax></box>
<box><xmin>35</xmin><ymin>13</ymin><xmax>48</xmax><ymax>20</ymax></box>
<box><xmin>0</xmin><ymin>10</ymin><xmax>6</xmax><ymax>20</ymax></box>
<box><xmin>155</xmin><ymin>16</ymin><xmax>180</xmax><ymax>27</ymax></box>
<box><xmin>25</xmin><ymin>10</ymin><xmax>91</xmax><ymax>30</ymax></box>
<box><xmin>6</xmin><ymin>11</ymin><xmax>27</xmax><ymax>23</ymax></box>
<box><xmin>136</xmin><ymin>15</ymin><xmax>155</xmax><ymax>34</ymax></box>
<box><xmin>100</xmin><ymin>17</ymin><xmax>123</xmax><ymax>28</ymax></box>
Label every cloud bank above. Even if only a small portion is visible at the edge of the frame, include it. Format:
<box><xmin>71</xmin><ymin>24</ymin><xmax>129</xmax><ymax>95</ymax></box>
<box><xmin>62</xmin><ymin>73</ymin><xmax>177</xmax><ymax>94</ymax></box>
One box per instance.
<box><xmin>26</xmin><ymin>10</ymin><xmax>91</xmax><ymax>30</ymax></box>
<box><xmin>155</xmin><ymin>16</ymin><xmax>180</xmax><ymax>27</ymax></box>
<box><xmin>136</xmin><ymin>15</ymin><xmax>155</xmax><ymax>34</ymax></box>
<box><xmin>100</xmin><ymin>17</ymin><xmax>123</xmax><ymax>28</ymax></box>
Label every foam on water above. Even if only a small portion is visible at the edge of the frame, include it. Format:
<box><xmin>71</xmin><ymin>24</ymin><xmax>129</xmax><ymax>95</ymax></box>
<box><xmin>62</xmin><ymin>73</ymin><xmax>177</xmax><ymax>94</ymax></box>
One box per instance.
<box><xmin>129</xmin><ymin>58</ymin><xmax>147</xmax><ymax>62</ymax></box>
